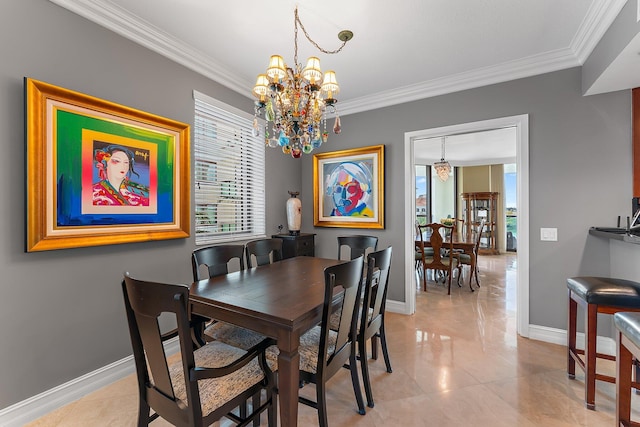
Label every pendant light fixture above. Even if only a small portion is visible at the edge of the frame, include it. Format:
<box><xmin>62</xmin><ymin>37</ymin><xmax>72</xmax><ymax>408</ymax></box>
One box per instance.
<box><xmin>252</xmin><ymin>6</ymin><xmax>353</xmax><ymax>158</ymax></box>
<box><xmin>433</xmin><ymin>136</ymin><xmax>452</xmax><ymax>182</ymax></box>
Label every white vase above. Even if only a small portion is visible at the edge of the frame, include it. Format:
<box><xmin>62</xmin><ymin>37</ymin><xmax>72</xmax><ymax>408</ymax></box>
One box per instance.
<box><xmin>286</xmin><ymin>191</ymin><xmax>301</xmax><ymax>235</ymax></box>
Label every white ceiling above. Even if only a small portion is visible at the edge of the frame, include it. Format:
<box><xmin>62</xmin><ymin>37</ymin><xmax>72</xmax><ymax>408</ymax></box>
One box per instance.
<box><xmin>50</xmin><ymin>0</ymin><xmax>632</xmax><ymax>162</ymax></box>
<box><xmin>415</xmin><ymin>127</ymin><xmax>517</xmax><ymax>166</ymax></box>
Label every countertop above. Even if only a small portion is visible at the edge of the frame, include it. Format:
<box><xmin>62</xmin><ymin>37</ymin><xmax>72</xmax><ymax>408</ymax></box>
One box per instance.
<box><xmin>589</xmin><ymin>227</ymin><xmax>640</xmax><ymax>245</ymax></box>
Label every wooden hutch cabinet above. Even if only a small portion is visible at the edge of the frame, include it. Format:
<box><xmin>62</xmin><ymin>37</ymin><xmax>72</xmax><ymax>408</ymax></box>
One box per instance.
<box><xmin>461</xmin><ymin>192</ymin><xmax>499</xmax><ymax>254</ymax></box>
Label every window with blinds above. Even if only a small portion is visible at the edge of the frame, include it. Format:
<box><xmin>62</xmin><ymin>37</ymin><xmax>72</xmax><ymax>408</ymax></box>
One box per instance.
<box><xmin>193</xmin><ymin>91</ymin><xmax>265</xmax><ymax>245</ymax></box>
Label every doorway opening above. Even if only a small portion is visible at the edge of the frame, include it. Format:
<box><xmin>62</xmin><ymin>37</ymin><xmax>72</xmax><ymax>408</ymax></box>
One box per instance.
<box><xmin>404</xmin><ymin>115</ymin><xmax>530</xmax><ymax>337</ymax></box>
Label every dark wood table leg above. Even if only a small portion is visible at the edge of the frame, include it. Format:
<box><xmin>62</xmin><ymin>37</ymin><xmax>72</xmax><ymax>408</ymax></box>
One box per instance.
<box><xmin>277</xmin><ymin>340</ymin><xmax>300</xmax><ymax>426</ymax></box>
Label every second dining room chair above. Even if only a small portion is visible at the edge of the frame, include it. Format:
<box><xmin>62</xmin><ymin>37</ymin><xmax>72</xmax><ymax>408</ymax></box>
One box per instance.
<box><xmin>121</xmin><ymin>273</ymin><xmax>277</xmax><ymax>427</ymax></box>
<box><xmin>415</xmin><ymin>222</ymin><xmax>434</xmax><ymax>289</ymax></box>
<box><xmin>357</xmin><ymin>246</ymin><xmax>393</xmax><ymax>408</ymax></box>
<box><xmin>245</xmin><ymin>238</ymin><xmax>283</xmax><ymax>268</ymax></box>
<box><xmin>192</xmin><ymin>244</ymin><xmax>245</xmax><ymax>281</ymax></box>
<box><xmin>283</xmin><ymin>255</ymin><xmax>367</xmax><ymax>426</ymax></box>
<box><xmin>337</xmin><ymin>235</ymin><xmax>378</xmax><ymax>260</ymax></box>
<box><xmin>191</xmin><ymin>245</ymin><xmax>267</xmax><ymax>351</ymax></box>
<box><xmin>416</xmin><ymin>223</ymin><xmax>459</xmax><ymax>294</ymax></box>
<box><xmin>457</xmin><ymin>219</ymin><xmax>486</xmax><ymax>290</ymax></box>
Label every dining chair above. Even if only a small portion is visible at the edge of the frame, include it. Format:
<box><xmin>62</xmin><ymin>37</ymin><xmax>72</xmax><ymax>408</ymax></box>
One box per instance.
<box><xmin>415</xmin><ymin>223</ymin><xmax>428</xmax><ymax>290</ymax></box>
<box><xmin>245</xmin><ymin>238</ymin><xmax>283</xmax><ymax>268</ymax></box>
<box><xmin>192</xmin><ymin>244</ymin><xmax>245</xmax><ymax>281</ymax></box>
<box><xmin>191</xmin><ymin>245</ymin><xmax>267</xmax><ymax>351</ymax></box>
<box><xmin>456</xmin><ymin>219</ymin><xmax>486</xmax><ymax>289</ymax></box>
<box><xmin>294</xmin><ymin>255</ymin><xmax>367</xmax><ymax>426</ymax></box>
<box><xmin>357</xmin><ymin>246</ymin><xmax>393</xmax><ymax>408</ymax></box>
<box><xmin>337</xmin><ymin>235</ymin><xmax>378</xmax><ymax>260</ymax></box>
<box><xmin>417</xmin><ymin>223</ymin><xmax>459</xmax><ymax>294</ymax></box>
<box><xmin>121</xmin><ymin>273</ymin><xmax>277</xmax><ymax>427</ymax></box>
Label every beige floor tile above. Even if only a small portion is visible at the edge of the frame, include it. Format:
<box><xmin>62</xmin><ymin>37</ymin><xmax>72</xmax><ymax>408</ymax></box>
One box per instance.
<box><xmin>28</xmin><ymin>253</ymin><xmax>634</xmax><ymax>426</ymax></box>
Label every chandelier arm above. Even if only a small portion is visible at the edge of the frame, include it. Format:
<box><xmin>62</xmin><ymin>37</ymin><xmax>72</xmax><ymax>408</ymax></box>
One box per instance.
<box><xmin>294</xmin><ymin>7</ymin><xmax>349</xmax><ymax>56</ymax></box>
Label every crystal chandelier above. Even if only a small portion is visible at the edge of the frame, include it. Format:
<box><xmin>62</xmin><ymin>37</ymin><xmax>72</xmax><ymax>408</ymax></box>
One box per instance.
<box><xmin>433</xmin><ymin>136</ymin><xmax>452</xmax><ymax>182</ymax></box>
<box><xmin>252</xmin><ymin>6</ymin><xmax>353</xmax><ymax>158</ymax></box>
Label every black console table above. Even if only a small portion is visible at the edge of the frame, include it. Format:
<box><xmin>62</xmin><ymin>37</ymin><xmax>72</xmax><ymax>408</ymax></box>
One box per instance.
<box><xmin>272</xmin><ymin>233</ymin><xmax>315</xmax><ymax>258</ymax></box>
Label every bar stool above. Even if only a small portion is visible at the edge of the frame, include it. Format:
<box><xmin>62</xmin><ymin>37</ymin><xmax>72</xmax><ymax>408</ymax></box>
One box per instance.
<box><xmin>567</xmin><ymin>276</ymin><xmax>640</xmax><ymax>409</ymax></box>
<box><xmin>614</xmin><ymin>312</ymin><xmax>640</xmax><ymax>426</ymax></box>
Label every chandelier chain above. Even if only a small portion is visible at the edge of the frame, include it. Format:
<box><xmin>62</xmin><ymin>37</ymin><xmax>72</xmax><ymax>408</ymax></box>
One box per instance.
<box><xmin>294</xmin><ymin>7</ymin><xmax>348</xmax><ymax>66</ymax></box>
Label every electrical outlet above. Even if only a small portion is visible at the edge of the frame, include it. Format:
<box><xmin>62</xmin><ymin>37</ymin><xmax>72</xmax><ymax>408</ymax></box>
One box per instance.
<box><xmin>540</xmin><ymin>228</ymin><xmax>558</xmax><ymax>241</ymax></box>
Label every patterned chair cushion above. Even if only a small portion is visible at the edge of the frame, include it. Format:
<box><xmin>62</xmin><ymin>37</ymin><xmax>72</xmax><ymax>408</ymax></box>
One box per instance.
<box><xmin>457</xmin><ymin>253</ymin><xmax>472</xmax><ymax>264</ymax></box>
<box><xmin>205</xmin><ymin>322</ymin><xmax>267</xmax><ymax>350</ymax></box>
<box><xmin>265</xmin><ymin>326</ymin><xmax>338</xmax><ymax>374</ymax></box>
<box><xmin>167</xmin><ymin>341</ymin><xmax>265</xmax><ymax>417</ymax></box>
<box><xmin>328</xmin><ymin>306</ymin><xmax>370</xmax><ymax>332</ymax></box>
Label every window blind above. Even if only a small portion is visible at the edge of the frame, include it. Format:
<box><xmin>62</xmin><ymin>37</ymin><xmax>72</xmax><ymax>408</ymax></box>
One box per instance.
<box><xmin>193</xmin><ymin>90</ymin><xmax>265</xmax><ymax>244</ymax></box>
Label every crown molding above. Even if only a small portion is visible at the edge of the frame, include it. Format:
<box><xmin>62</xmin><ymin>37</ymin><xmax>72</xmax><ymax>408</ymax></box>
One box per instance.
<box><xmin>49</xmin><ymin>0</ymin><xmax>624</xmax><ymax>117</ymax></box>
<box><xmin>337</xmin><ymin>48</ymin><xmax>580</xmax><ymax>116</ymax></box>
<box><xmin>570</xmin><ymin>0</ymin><xmax>628</xmax><ymax>64</ymax></box>
<box><xmin>48</xmin><ymin>0</ymin><xmax>250</xmax><ymax>95</ymax></box>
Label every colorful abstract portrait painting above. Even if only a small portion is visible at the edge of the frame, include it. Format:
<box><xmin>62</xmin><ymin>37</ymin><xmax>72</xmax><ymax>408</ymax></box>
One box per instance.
<box><xmin>25</xmin><ymin>78</ymin><xmax>190</xmax><ymax>251</ymax></box>
<box><xmin>81</xmin><ymin>134</ymin><xmax>155</xmax><ymax>215</ymax></box>
<box><xmin>313</xmin><ymin>145</ymin><xmax>384</xmax><ymax>229</ymax></box>
<box><xmin>325</xmin><ymin>161</ymin><xmax>374</xmax><ymax>217</ymax></box>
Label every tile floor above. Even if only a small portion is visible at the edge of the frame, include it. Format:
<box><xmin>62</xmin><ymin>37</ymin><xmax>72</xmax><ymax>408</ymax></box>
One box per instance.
<box><xmin>26</xmin><ymin>253</ymin><xmax>639</xmax><ymax>426</ymax></box>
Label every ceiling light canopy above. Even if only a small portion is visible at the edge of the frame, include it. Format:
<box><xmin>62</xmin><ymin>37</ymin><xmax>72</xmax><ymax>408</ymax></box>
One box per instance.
<box><xmin>252</xmin><ymin>6</ymin><xmax>353</xmax><ymax>158</ymax></box>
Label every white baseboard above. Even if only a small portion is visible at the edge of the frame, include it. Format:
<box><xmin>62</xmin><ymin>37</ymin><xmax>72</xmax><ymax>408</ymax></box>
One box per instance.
<box><xmin>385</xmin><ymin>301</ymin><xmax>618</xmax><ymax>356</ymax></box>
<box><xmin>385</xmin><ymin>298</ymin><xmax>411</xmax><ymax>314</ymax></box>
<box><xmin>0</xmin><ymin>324</ymin><xmax>615</xmax><ymax>427</ymax></box>
<box><xmin>0</xmin><ymin>339</ymin><xmax>180</xmax><ymax>427</ymax></box>
<box><xmin>525</xmin><ymin>324</ymin><xmax>615</xmax><ymax>356</ymax></box>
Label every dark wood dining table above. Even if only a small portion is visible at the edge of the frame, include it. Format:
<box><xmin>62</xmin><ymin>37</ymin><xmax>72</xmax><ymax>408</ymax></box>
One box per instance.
<box><xmin>416</xmin><ymin>232</ymin><xmax>477</xmax><ymax>290</ymax></box>
<box><xmin>189</xmin><ymin>256</ymin><xmax>344</xmax><ymax>427</ymax></box>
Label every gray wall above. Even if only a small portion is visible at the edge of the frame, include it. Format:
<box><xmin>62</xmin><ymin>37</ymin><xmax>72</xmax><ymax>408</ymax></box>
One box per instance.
<box><xmin>0</xmin><ymin>0</ymin><xmax>296</xmax><ymax>408</ymax></box>
<box><xmin>583</xmin><ymin>0</ymin><xmax>640</xmax><ymax>93</ymax></box>
<box><xmin>304</xmin><ymin>67</ymin><xmax>631</xmax><ymax>327</ymax></box>
<box><xmin>0</xmin><ymin>0</ymin><xmax>634</xmax><ymax>411</ymax></box>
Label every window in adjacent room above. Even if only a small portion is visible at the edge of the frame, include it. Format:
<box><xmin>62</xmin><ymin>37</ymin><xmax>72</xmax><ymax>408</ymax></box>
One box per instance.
<box><xmin>193</xmin><ymin>91</ymin><xmax>265</xmax><ymax>244</ymax></box>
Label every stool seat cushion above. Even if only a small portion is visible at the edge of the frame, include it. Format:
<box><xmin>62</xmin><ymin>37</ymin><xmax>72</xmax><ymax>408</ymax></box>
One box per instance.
<box><xmin>614</xmin><ymin>312</ymin><xmax>640</xmax><ymax>350</ymax></box>
<box><xmin>567</xmin><ymin>277</ymin><xmax>640</xmax><ymax>308</ymax></box>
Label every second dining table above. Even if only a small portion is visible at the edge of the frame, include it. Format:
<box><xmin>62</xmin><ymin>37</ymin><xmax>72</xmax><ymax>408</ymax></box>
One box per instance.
<box><xmin>189</xmin><ymin>255</ymin><xmax>345</xmax><ymax>427</ymax></box>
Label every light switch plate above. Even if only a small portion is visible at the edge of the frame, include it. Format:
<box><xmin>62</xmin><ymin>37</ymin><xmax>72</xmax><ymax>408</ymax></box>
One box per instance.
<box><xmin>540</xmin><ymin>228</ymin><xmax>558</xmax><ymax>241</ymax></box>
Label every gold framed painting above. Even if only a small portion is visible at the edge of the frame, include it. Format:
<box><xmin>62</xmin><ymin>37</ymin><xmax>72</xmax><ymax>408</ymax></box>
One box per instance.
<box><xmin>313</xmin><ymin>144</ymin><xmax>384</xmax><ymax>229</ymax></box>
<box><xmin>25</xmin><ymin>78</ymin><xmax>190</xmax><ymax>252</ymax></box>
